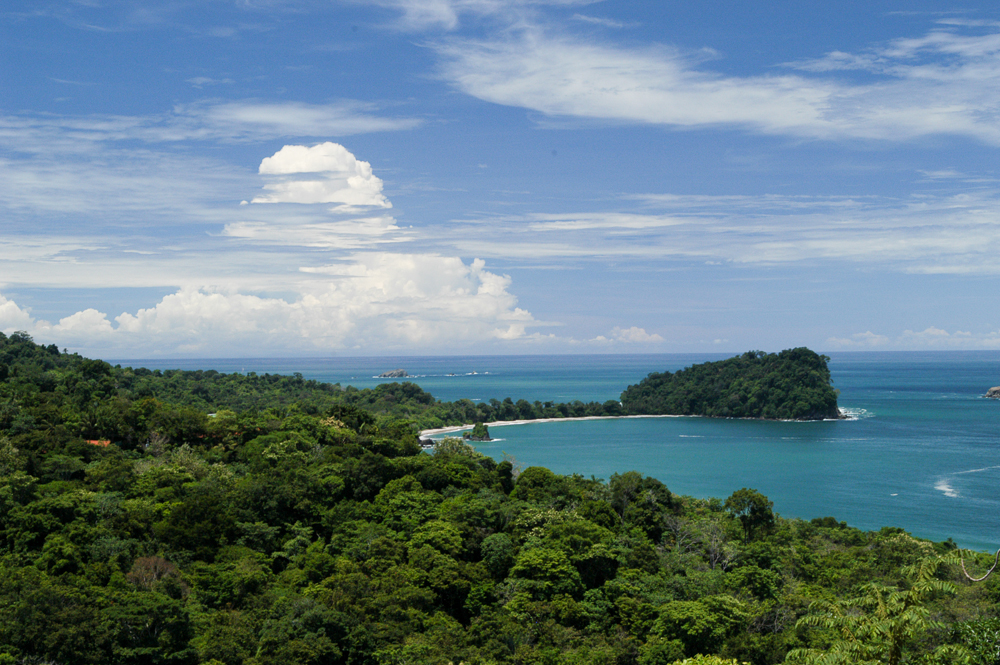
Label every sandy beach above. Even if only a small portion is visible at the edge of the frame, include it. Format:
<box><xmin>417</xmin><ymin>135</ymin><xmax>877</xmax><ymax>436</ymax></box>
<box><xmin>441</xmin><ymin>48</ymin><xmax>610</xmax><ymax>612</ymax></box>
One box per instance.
<box><xmin>419</xmin><ymin>414</ymin><xmax>679</xmax><ymax>438</ymax></box>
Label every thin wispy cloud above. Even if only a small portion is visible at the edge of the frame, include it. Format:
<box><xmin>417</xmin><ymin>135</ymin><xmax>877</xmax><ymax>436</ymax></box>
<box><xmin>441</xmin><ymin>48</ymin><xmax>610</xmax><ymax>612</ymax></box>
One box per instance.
<box><xmin>186</xmin><ymin>76</ymin><xmax>234</xmax><ymax>88</ymax></box>
<box><xmin>571</xmin><ymin>14</ymin><xmax>629</xmax><ymax>29</ymax></box>
<box><xmin>434</xmin><ymin>24</ymin><xmax>1000</xmax><ymax>144</ymax></box>
<box><xmin>221</xmin><ymin>217</ymin><xmax>410</xmax><ymax>249</ymax></box>
<box><xmin>0</xmin><ymin>101</ymin><xmax>419</xmax><ymax>149</ymax></box>
<box><xmin>364</xmin><ymin>0</ymin><xmax>599</xmax><ymax>31</ymax></box>
<box><xmin>432</xmin><ymin>191</ymin><xmax>1000</xmax><ymax>274</ymax></box>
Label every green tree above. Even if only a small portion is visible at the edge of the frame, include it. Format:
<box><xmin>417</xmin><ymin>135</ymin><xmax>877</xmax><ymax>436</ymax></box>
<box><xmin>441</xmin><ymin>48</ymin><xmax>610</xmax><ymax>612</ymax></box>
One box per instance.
<box><xmin>786</xmin><ymin>555</ymin><xmax>969</xmax><ymax>665</ymax></box>
<box><xmin>480</xmin><ymin>533</ymin><xmax>515</xmax><ymax>580</ymax></box>
<box><xmin>956</xmin><ymin>617</ymin><xmax>1000</xmax><ymax>665</ymax></box>
<box><xmin>509</xmin><ymin>548</ymin><xmax>584</xmax><ymax>600</ymax></box>
<box><xmin>724</xmin><ymin>488</ymin><xmax>774</xmax><ymax>542</ymax></box>
<box><xmin>652</xmin><ymin>596</ymin><xmax>749</xmax><ymax>657</ymax></box>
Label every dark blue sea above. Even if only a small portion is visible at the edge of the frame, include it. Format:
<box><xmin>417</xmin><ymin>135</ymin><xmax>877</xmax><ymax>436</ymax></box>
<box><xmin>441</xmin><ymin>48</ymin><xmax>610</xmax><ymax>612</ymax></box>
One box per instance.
<box><xmin>113</xmin><ymin>352</ymin><xmax>1000</xmax><ymax>552</ymax></box>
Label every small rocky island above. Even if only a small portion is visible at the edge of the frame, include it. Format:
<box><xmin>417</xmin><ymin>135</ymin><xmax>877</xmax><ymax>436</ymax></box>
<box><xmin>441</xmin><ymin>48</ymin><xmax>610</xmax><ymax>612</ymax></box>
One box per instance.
<box><xmin>620</xmin><ymin>347</ymin><xmax>841</xmax><ymax>420</ymax></box>
<box><xmin>378</xmin><ymin>369</ymin><xmax>410</xmax><ymax>378</ymax></box>
<box><xmin>985</xmin><ymin>386</ymin><xmax>1000</xmax><ymax>399</ymax></box>
<box><xmin>462</xmin><ymin>422</ymin><xmax>492</xmax><ymax>441</ymax></box>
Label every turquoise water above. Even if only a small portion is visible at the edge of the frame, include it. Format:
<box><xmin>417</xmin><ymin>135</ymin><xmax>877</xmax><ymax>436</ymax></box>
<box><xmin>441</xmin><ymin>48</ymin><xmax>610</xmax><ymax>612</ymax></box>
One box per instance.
<box><xmin>115</xmin><ymin>352</ymin><xmax>1000</xmax><ymax>551</ymax></box>
<box><xmin>113</xmin><ymin>353</ymin><xmax>723</xmax><ymax>404</ymax></box>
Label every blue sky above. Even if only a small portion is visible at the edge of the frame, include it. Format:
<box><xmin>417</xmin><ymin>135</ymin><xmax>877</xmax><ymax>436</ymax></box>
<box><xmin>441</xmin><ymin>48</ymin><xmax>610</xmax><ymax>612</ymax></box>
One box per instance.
<box><xmin>3</xmin><ymin>0</ymin><xmax>1000</xmax><ymax>357</ymax></box>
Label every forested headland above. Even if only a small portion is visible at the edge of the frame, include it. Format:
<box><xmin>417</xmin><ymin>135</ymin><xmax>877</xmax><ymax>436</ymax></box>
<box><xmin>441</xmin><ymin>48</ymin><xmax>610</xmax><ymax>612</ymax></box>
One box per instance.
<box><xmin>0</xmin><ymin>332</ymin><xmax>996</xmax><ymax>665</ymax></box>
<box><xmin>620</xmin><ymin>349</ymin><xmax>840</xmax><ymax>421</ymax></box>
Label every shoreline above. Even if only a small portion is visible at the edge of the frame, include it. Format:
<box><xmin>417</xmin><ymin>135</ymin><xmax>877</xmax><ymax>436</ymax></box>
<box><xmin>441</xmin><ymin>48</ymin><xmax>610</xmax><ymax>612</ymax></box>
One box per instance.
<box><xmin>419</xmin><ymin>414</ymin><xmax>680</xmax><ymax>438</ymax></box>
<box><xmin>420</xmin><ymin>409</ymin><xmax>852</xmax><ymax>438</ymax></box>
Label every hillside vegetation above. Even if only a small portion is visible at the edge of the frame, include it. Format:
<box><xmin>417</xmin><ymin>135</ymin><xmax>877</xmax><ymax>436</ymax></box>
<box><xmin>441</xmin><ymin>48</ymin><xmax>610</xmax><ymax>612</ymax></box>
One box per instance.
<box><xmin>620</xmin><ymin>349</ymin><xmax>840</xmax><ymax>420</ymax></box>
<box><xmin>0</xmin><ymin>333</ymin><xmax>994</xmax><ymax>665</ymax></box>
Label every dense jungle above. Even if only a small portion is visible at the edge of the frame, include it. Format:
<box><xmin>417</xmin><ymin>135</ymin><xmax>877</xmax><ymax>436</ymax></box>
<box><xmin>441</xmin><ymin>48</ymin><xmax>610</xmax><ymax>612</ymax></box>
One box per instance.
<box><xmin>0</xmin><ymin>331</ymin><xmax>997</xmax><ymax>665</ymax></box>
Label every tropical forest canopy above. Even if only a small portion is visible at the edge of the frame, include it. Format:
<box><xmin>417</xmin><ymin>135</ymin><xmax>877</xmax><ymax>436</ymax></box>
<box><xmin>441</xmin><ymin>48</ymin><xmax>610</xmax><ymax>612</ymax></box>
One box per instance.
<box><xmin>620</xmin><ymin>349</ymin><xmax>840</xmax><ymax>421</ymax></box>
<box><xmin>0</xmin><ymin>332</ymin><xmax>995</xmax><ymax>665</ymax></box>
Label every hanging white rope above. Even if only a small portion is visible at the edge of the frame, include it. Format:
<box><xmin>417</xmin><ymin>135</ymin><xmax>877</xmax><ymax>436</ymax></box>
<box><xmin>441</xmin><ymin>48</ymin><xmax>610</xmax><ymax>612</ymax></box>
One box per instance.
<box><xmin>959</xmin><ymin>548</ymin><xmax>1000</xmax><ymax>582</ymax></box>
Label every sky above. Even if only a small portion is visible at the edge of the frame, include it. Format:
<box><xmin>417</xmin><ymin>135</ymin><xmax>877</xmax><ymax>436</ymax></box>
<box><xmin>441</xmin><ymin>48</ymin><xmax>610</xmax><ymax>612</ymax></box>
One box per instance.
<box><xmin>3</xmin><ymin>1</ymin><xmax>1000</xmax><ymax>357</ymax></box>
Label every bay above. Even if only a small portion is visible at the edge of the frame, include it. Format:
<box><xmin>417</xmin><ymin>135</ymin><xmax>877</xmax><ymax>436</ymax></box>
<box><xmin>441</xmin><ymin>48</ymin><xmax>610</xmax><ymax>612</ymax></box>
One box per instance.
<box><xmin>113</xmin><ymin>351</ymin><xmax>1000</xmax><ymax>552</ymax></box>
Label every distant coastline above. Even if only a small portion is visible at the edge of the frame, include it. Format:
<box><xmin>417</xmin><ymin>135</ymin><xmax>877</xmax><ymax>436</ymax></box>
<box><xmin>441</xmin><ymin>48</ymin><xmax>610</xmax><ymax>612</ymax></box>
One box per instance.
<box><xmin>421</xmin><ymin>408</ymin><xmax>853</xmax><ymax>438</ymax></box>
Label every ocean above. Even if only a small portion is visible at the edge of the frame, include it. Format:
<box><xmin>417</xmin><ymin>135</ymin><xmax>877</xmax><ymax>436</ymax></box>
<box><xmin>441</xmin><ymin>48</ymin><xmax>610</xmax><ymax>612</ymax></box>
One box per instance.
<box><xmin>114</xmin><ymin>352</ymin><xmax>1000</xmax><ymax>552</ymax></box>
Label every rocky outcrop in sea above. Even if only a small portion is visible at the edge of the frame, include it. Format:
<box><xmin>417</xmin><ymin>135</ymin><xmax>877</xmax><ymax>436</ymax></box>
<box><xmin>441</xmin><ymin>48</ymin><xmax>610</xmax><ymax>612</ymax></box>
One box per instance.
<box><xmin>985</xmin><ymin>386</ymin><xmax>1000</xmax><ymax>399</ymax></box>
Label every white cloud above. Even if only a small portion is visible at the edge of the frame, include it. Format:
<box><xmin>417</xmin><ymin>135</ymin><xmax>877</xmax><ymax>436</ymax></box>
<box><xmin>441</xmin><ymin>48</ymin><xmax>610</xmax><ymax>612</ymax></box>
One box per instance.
<box><xmin>571</xmin><ymin>14</ymin><xmax>625</xmax><ymax>28</ymax></box>
<box><xmin>374</xmin><ymin>0</ymin><xmax>462</xmax><ymax>30</ymax></box>
<box><xmin>0</xmin><ymin>150</ymin><xmax>242</xmax><ymax>224</ymax></box>
<box><xmin>826</xmin><ymin>331</ymin><xmax>891</xmax><ymax>348</ymax></box>
<box><xmin>252</xmin><ymin>142</ymin><xmax>392</xmax><ymax>209</ymax></box>
<box><xmin>434</xmin><ymin>190</ymin><xmax>1000</xmax><ymax>274</ymax></box>
<box><xmin>222</xmin><ymin>216</ymin><xmax>407</xmax><ymax>248</ymax></box>
<box><xmin>0</xmin><ymin>113</ymin><xmax>411</xmax><ymax>245</ymax></box>
<box><xmin>259</xmin><ymin>142</ymin><xmax>361</xmax><ymax>175</ymax></box>
<box><xmin>827</xmin><ymin>327</ymin><xmax>1000</xmax><ymax>349</ymax></box>
<box><xmin>525</xmin><ymin>212</ymin><xmax>686</xmax><ymax>232</ymax></box>
<box><xmin>0</xmin><ymin>101</ymin><xmax>419</xmax><ymax>150</ymax></box>
<box><xmin>0</xmin><ymin>255</ymin><xmax>540</xmax><ymax>355</ymax></box>
<box><xmin>0</xmin><ymin>295</ymin><xmax>38</xmax><ymax>332</ymax></box>
<box><xmin>186</xmin><ymin>77</ymin><xmax>234</xmax><ymax>88</ymax></box>
<box><xmin>793</xmin><ymin>28</ymin><xmax>1000</xmax><ymax>75</ymax></box>
<box><xmin>186</xmin><ymin>102</ymin><xmax>421</xmax><ymax>140</ymax></box>
<box><xmin>611</xmin><ymin>326</ymin><xmax>664</xmax><ymax>343</ymax></box>
<box><xmin>900</xmin><ymin>326</ymin><xmax>960</xmax><ymax>344</ymax></box>
<box><xmin>591</xmin><ymin>326</ymin><xmax>664</xmax><ymax>344</ymax></box>
<box><xmin>55</xmin><ymin>309</ymin><xmax>115</xmax><ymax>335</ymax></box>
<box><xmin>434</xmin><ymin>25</ymin><xmax>1000</xmax><ymax>144</ymax></box>
<box><xmin>367</xmin><ymin>0</ymin><xmax>598</xmax><ymax>31</ymax></box>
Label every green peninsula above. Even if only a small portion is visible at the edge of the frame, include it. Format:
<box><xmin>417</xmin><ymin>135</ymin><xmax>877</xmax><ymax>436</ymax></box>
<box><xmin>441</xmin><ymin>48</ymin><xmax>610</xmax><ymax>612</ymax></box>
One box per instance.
<box><xmin>620</xmin><ymin>348</ymin><xmax>841</xmax><ymax>420</ymax></box>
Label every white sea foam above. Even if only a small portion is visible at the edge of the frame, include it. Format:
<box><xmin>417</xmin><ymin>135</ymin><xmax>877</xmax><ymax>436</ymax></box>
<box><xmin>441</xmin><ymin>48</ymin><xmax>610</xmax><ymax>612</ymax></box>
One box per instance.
<box><xmin>954</xmin><ymin>464</ymin><xmax>1000</xmax><ymax>476</ymax></box>
<box><xmin>935</xmin><ymin>479</ymin><xmax>959</xmax><ymax>498</ymax></box>
<box><xmin>932</xmin><ymin>466</ymin><xmax>1000</xmax><ymax>499</ymax></box>
<box><xmin>838</xmin><ymin>407</ymin><xmax>871</xmax><ymax>421</ymax></box>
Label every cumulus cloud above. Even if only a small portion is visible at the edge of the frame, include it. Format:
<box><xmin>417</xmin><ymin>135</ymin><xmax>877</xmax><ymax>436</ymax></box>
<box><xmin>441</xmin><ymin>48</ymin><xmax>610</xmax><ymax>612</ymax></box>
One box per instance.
<box><xmin>55</xmin><ymin>309</ymin><xmax>115</xmax><ymax>335</ymax></box>
<box><xmin>434</xmin><ymin>24</ymin><xmax>1000</xmax><ymax>144</ymax></box>
<box><xmin>251</xmin><ymin>143</ymin><xmax>391</xmax><ymax>209</ymax></box>
<box><xmin>0</xmin><ymin>255</ymin><xmax>539</xmax><ymax>355</ymax></box>
<box><xmin>0</xmin><ymin>295</ymin><xmax>38</xmax><ymax>332</ymax></box>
